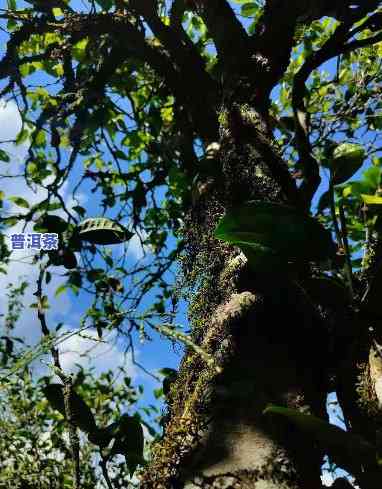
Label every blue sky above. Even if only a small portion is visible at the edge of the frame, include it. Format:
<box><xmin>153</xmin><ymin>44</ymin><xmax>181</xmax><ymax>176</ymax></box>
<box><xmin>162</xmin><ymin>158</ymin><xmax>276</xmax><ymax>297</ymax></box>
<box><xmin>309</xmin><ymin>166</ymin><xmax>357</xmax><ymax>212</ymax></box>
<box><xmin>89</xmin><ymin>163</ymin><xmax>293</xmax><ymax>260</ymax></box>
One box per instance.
<box><xmin>0</xmin><ymin>3</ymin><xmax>378</xmax><ymax>486</ymax></box>
<box><xmin>0</xmin><ymin>6</ymin><xmax>185</xmax><ymax>425</ymax></box>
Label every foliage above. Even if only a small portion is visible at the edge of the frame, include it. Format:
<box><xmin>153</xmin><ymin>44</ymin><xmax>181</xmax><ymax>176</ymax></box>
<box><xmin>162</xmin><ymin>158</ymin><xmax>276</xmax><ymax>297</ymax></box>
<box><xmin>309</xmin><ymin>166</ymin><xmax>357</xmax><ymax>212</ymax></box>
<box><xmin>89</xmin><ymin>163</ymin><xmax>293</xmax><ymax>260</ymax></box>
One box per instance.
<box><xmin>215</xmin><ymin>200</ymin><xmax>336</xmax><ymax>270</ymax></box>
<box><xmin>0</xmin><ymin>333</ymin><xmax>157</xmax><ymax>488</ymax></box>
<box><xmin>0</xmin><ymin>0</ymin><xmax>382</xmax><ymax>488</ymax></box>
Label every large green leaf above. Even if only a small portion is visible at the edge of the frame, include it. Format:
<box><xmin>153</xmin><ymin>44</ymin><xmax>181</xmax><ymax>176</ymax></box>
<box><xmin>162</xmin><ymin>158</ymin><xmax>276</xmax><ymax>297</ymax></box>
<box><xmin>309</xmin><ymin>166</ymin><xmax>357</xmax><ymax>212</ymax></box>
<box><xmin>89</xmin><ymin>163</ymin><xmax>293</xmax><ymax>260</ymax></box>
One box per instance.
<box><xmin>110</xmin><ymin>414</ymin><xmax>145</xmax><ymax>476</ymax></box>
<box><xmin>43</xmin><ymin>383</ymin><xmax>98</xmax><ymax>435</ymax></box>
<box><xmin>0</xmin><ymin>149</ymin><xmax>10</xmax><ymax>162</ymax></box>
<box><xmin>95</xmin><ymin>0</ymin><xmax>113</xmax><ymax>10</ymax></box>
<box><xmin>241</xmin><ymin>2</ymin><xmax>258</xmax><ymax>17</ymax></box>
<box><xmin>34</xmin><ymin>214</ymin><xmax>69</xmax><ymax>233</ymax></box>
<box><xmin>88</xmin><ymin>421</ymin><xmax>120</xmax><ymax>448</ymax></box>
<box><xmin>77</xmin><ymin>218</ymin><xmax>134</xmax><ymax>245</ymax></box>
<box><xmin>361</xmin><ymin>194</ymin><xmax>382</xmax><ymax>205</ymax></box>
<box><xmin>8</xmin><ymin>196</ymin><xmax>30</xmax><ymax>209</ymax></box>
<box><xmin>331</xmin><ymin>143</ymin><xmax>366</xmax><ymax>185</ymax></box>
<box><xmin>160</xmin><ymin>368</ymin><xmax>178</xmax><ymax>397</ymax></box>
<box><xmin>361</xmin><ymin>194</ymin><xmax>382</xmax><ymax>216</ymax></box>
<box><xmin>214</xmin><ymin>201</ymin><xmax>336</xmax><ymax>266</ymax></box>
<box><xmin>263</xmin><ymin>405</ymin><xmax>375</xmax><ymax>474</ymax></box>
<box><xmin>300</xmin><ymin>277</ymin><xmax>351</xmax><ymax>308</ymax></box>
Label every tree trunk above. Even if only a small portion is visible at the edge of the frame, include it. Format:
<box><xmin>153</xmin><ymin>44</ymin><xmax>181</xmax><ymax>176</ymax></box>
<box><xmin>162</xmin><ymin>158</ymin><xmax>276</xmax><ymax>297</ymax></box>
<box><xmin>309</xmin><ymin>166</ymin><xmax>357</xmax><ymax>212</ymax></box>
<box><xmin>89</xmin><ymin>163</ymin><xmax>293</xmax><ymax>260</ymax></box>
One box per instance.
<box><xmin>140</xmin><ymin>102</ymin><xmax>330</xmax><ymax>489</ymax></box>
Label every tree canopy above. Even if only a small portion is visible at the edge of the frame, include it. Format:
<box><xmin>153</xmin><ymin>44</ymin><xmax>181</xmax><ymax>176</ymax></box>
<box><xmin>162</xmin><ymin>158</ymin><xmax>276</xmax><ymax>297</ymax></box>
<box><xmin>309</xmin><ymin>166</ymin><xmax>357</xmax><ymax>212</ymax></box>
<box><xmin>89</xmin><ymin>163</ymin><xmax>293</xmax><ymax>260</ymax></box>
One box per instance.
<box><xmin>1</xmin><ymin>1</ymin><xmax>382</xmax><ymax>488</ymax></box>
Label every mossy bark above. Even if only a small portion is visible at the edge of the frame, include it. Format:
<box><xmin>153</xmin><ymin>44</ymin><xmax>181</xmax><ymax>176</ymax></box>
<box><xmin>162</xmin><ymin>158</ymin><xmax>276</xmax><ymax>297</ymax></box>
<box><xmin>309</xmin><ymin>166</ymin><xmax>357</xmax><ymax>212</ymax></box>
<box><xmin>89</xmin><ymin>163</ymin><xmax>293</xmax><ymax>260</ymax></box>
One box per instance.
<box><xmin>140</xmin><ymin>103</ymin><xmax>328</xmax><ymax>489</ymax></box>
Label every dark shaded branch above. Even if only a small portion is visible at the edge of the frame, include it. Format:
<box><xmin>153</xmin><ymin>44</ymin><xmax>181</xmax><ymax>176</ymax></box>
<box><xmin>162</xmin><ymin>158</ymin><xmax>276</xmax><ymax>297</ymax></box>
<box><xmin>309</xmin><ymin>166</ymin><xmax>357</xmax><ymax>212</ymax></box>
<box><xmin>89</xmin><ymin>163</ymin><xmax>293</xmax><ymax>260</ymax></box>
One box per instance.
<box><xmin>35</xmin><ymin>264</ymin><xmax>61</xmax><ymax>370</ymax></box>
<box><xmin>0</xmin><ymin>10</ymin><xmax>219</xmax><ymax>142</ymax></box>
<box><xmin>343</xmin><ymin>30</ymin><xmax>382</xmax><ymax>54</ymax></box>
<box><xmin>129</xmin><ymin>0</ymin><xmax>220</xmax><ymax>141</ymax></box>
<box><xmin>169</xmin><ymin>0</ymin><xmax>186</xmax><ymax>28</ymax></box>
<box><xmin>193</xmin><ymin>0</ymin><xmax>251</xmax><ymax>73</ymax></box>
<box><xmin>0</xmin><ymin>17</ymin><xmax>56</xmax><ymax>80</ymax></box>
<box><xmin>251</xmin><ymin>0</ymin><xmax>381</xmax><ymax>110</ymax></box>
<box><xmin>293</xmin><ymin>16</ymin><xmax>382</xmax><ymax>208</ymax></box>
<box><xmin>251</xmin><ymin>1</ymin><xmax>301</xmax><ymax>97</ymax></box>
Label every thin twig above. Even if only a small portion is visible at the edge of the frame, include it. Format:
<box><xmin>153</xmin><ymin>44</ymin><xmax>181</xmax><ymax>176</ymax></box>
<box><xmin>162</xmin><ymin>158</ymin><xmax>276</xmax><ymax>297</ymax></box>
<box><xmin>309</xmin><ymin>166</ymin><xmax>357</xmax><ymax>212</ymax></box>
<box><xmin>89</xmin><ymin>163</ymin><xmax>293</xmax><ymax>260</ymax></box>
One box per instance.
<box><xmin>329</xmin><ymin>177</ymin><xmax>343</xmax><ymax>250</ymax></box>
<box><xmin>149</xmin><ymin>322</ymin><xmax>222</xmax><ymax>373</ymax></box>
<box><xmin>36</xmin><ymin>264</ymin><xmax>81</xmax><ymax>489</ymax></box>
<box><xmin>100</xmin><ymin>457</ymin><xmax>114</xmax><ymax>489</ymax></box>
<box><xmin>338</xmin><ymin>201</ymin><xmax>354</xmax><ymax>299</ymax></box>
<box><xmin>55</xmin><ymin>369</ymin><xmax>81</xmax><ymax>489</ymax></box>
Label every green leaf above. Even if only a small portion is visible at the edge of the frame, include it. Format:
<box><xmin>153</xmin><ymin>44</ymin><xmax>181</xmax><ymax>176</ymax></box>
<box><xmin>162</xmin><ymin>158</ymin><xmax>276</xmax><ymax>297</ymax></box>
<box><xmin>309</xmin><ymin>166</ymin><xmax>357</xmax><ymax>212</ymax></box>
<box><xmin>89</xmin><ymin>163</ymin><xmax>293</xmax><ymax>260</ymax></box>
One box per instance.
<box><xmin>263</xmin><ymin>405</ymin><xmax>375</xmax><ymax>474</ymax></box>
<box><xmin>77</xmin><ymin>218</ymin><xmax>134</xmax><ymax>245</ymax></box>
<box><xmin>95</xmin><ymin>0</ymin><xmax>113</xmax><ymax>10</ymax></box>
<box><xmin>34</xmin><ymin>130</ymin><xmax>46</xmax><ymax>147</ymax></box>
<box><xmin>34</xmin><ymin>214</ymin><xmax>69</xmax><ymax>233</ymax></box>
<box><xmin>154</xmin><ymin>387</ymin><xmax>163</xmax><ymax>399</ymax></box>
<box><xmin>62</xmin><ymin>250</ymin><xmax>77</xmax><ymax>270</ymax></box>
<box><xmin>52</xmin><ymin>7</ymin><xmax>63</xmax><ymax>16</ymax></box>
<box><xmin>15</xmin><ymin>128</ymin><xmax>29</xmax><ymax>145</ymax></box>
<box><xmin>362</xmin><ymin>166</ymin><xmax>381</xmax><ymax>192</ymax></box>
<box><xmin>241</xmin><ymin>2</ymin><xmax>258</xmax><ymax>17</ymax></box>
<box><xmin>214</xmin><ymin>201</ymin><xmax>336</xmax><ymax>268</ymax></box>
<box><xmin>8</xmin><ymin>196</ymin><xmax>30</xmax><ymax>208</ymax></box>
<box><xmin>361</xmin><ymin>194</ymin><xmax>382</xmax><ymax>205</ymax></box>
<box><xmin>54</xmin><ymin>284</ymin><xmax>67</xmax><ymax>298</ymax></box>
<box><xmin>300</xmin><ymin>277</ymin><xmax>350</xmax><ymax>308</ymax></box>
<box><xmin>0</xmin><ymin>149</ymin><xmax>10</xmax><ymax>162</ymax></box>
<box><xmin>72</xmin><ymin>38</ymin><xmax>89</xmax><ymax>62</ymax></box>
<box><xmin>331</xmin><ymin>143</ymin><xmax>366</xmax><ymax>185</ymax></box>
<box><xmin>110</xmin><ymin>414</ymin><xmax>145</xmax><ymax>476</ymax></box>
<box><xmin>88</xmin><ymin>422</ymin><xmax>120</xmax><ymax>447</ymax></box>
<box><xmin>43</xmin><ymin>384</ymin><xmax>98</xmax><ymax>435</ymax></box>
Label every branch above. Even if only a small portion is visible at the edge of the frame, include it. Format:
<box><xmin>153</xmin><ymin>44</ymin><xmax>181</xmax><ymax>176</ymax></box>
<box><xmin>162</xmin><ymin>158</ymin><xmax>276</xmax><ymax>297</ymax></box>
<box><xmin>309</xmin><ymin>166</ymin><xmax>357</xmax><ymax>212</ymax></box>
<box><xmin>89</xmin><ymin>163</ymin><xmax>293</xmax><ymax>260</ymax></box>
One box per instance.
<box><xmin>251</xmin><ymin>1</ymin><xmax>301</xmax><ymax>96</ymax></box>
<box><xmin>35</xmin><ymin>264</ymin><xmax>61</xmax><ymax>370</ymax></box>
<box><xmin>0</xmin><ymin>17</ymin><xmax>55</xmax><ymax>81</ymax></box>
<box><xmin>250</xmin><ymin>0</ymin><xmax>379</xmax><ymax>100</ymax></box>
<box><xmin>338</xmin><ymin>201</ymin><xmax>354</xmax><ymax>299</ymax></box>
<box><xmin>35</xmin><ymin>266</ymin><xmax>81</xmax><ymax>489</ymax></box>
<box><xmin>193</xmin><ymin>0</ymin><xmax>251</xmax><ymax>73</ymax></box>
<box><xmin>292</xmin><ymin>18</ymin><xmax>382</xmax><ymax>208</ymax></box>
<box><xmin>129</xmin><ymin>0</ymin><xmax>220</xmax><ymax>141</ymax></box>
<box><xmin>0</xmin><ymin>10</ymin><xmax>219</xmax><ymax>142</ymax></box>
<box><xmin>169</xmin><ymin>0</ymin><xmax>186</xmax><ymax>27</ymax></box>
<box><xmin>60</xmin><ymin>372</ymin><xmax>82</xmax><ymax>489</ymax></box>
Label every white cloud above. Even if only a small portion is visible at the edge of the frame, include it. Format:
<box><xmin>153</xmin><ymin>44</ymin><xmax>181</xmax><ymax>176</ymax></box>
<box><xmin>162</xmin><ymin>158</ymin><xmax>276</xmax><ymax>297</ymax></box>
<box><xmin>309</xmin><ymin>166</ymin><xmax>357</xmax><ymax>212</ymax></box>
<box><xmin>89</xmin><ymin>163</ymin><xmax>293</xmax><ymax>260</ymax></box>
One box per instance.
<box><xmin>0</xmin><ymin>100</ymin><xmax>74</xmax><ymax>346</ymax></box>
<box><xmin>57</xmin><ymin>328</ymin><xmax>137</xmax><ymax>378</ymax></box>
<box><xmin>0</xmin><ymin>99</ymin><xmax>23</xmax><ymax>141</ymax></box>
<box><xmin>0</xmin><ymin>99</ymin><xmax>141</xmax><ymax>384</ymax></box>
<box><xmin>126</xmin><ymin>233</ymin><xmax>146</xmax><ymax>260</ymax></box>
<box><xmin>321</xmin><ymin>472</ymin><xmax>334</xmax><ymax>487</ymax></box>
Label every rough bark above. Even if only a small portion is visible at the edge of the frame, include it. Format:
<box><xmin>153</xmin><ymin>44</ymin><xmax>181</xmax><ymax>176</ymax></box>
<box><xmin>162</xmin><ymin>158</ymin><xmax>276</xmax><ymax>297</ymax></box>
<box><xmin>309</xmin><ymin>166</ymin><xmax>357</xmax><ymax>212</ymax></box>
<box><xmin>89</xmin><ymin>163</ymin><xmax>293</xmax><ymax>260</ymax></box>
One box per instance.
<box><xmin>140</xmin><ymin>99</ymin><xmax>329</xmax><ymax>489</ymax></box>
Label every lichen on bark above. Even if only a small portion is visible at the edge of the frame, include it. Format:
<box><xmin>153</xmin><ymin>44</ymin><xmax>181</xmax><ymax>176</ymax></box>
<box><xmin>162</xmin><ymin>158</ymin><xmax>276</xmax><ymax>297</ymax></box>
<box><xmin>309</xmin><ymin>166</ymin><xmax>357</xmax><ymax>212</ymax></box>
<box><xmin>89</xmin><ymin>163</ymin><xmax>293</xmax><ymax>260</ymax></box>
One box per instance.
<box><xmin>140</xmin><ymin>102</ymin><xmax>326</xmax><ymax>489</ymax></box>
